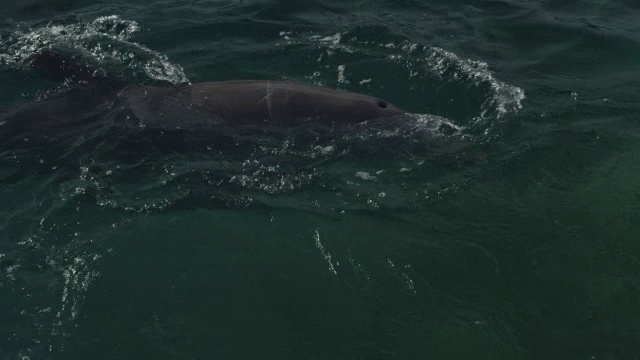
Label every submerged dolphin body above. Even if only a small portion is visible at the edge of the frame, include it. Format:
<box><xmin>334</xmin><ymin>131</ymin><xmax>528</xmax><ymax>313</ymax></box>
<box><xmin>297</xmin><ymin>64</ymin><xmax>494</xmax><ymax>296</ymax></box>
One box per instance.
<box><xmin>0</xmin><ymin>80</ymin><xmax>412</xmax><ymax>148</ymax></box>
<box><xmin>0</xmin><ymin>50</ymin><xmax>416</xmax><ymax>146</ymax></box>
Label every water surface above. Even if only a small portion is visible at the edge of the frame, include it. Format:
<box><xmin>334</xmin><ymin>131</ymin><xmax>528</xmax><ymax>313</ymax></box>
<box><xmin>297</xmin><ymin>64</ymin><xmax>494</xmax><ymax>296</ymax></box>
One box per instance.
<box><xmin>1</xmin><ymin>0</ymin><xmax>639</xmax><ymax>359</ymax></box>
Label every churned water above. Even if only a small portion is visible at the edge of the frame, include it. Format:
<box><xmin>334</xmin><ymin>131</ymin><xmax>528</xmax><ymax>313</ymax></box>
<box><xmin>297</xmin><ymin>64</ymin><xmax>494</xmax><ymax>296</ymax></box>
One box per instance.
<box><xmin>0</xmin><ymin>1</ymin><xmax>639</xmax><ymax>359</ymax></box>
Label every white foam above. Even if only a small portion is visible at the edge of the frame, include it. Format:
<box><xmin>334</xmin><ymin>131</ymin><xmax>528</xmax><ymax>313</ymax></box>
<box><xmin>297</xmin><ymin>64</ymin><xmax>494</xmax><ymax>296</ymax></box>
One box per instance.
<box><xmin>410</xmin><ymin>113</ymin><xmax>463</xmax><ymax>133</ymax></box>
<box><xmin>314</xmin><ymin>229</ymin><xmax>338</xmax><ymax>275</ymax></box>
<box><xmin>337</xmin><ymin>64</ymin><xmax>347</xmax><ymax>84</ymax></box>
<box><xmin>355</xmin><ymin>171</ymin><xmax>377</xmax><ymax>181</ymax></box>
<box><xmin>276</xmin><ymin>31</ymin><xmax>525</xmax><ymax>124</ymax></box>
<box><xmin>0</xmin><ymin>15</ymin><xmax>189</xmax><ymax>85</ymax></box>
<box><xmin>307</xmin><ymin>32</ymin><xmax>355</xmax><ymax>54</ymax></box>
<box><xmin>425</xmin><ymin>47</ymin><xmax>525</xmax><ymax>121</ymax></box>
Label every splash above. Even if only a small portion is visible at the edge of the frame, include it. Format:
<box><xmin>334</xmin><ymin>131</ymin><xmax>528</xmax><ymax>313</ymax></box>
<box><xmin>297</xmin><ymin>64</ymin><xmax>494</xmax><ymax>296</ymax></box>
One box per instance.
<box><xmin>314</xmin><ymin>229</ymin><xmax>338</xmax><ymax>275</ymax></box>
<box><xmin>229</xmin><ymin>158</ymin><xmax>317</xmax><ymax>194</ymax></box>
<box><xmin>425</xmin><ymin>47</ymin><xmax>525</xmax><ymax>121</ymax></box>
<box><xmin>279</xmin><ymin>30</ymin><xmax>525</xmax><ymax>124</ymax></box>
<box><xmin>51</xmin><ymin>254</ymin><xmax>101</xmax><ymax>350</ymax></box>
<box><xmin>0</xmin><ymin>15</ymin><xmax>189</xmax><ymax>85</ymax></box>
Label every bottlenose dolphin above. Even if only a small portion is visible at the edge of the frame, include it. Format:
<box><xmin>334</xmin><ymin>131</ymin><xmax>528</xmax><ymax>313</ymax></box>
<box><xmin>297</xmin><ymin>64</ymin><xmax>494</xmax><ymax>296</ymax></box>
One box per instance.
<box><xmin>0</xmin><ymin>50</ymin><xmax>414</xmax><ymax>146</ymax></box>
<box><xmin>118</xmin><ymin>80</ymin><xmax>408</xmax><ymax>128</ymax></box>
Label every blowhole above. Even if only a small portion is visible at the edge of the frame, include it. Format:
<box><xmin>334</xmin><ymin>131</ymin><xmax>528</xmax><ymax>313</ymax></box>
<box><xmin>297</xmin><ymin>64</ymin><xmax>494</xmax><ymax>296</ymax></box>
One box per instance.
<box><xmin>377</xmin><ymin>100</ymin><xmax>388</xmax><ymax>108</ymax></box>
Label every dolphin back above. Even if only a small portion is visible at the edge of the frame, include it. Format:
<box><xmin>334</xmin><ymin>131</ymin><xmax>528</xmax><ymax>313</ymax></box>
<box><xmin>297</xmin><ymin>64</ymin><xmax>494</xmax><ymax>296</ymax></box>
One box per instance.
<box><xmin>116</xmin><ymin>81</ymin><xmax>410</xmax><ymax>128</ymax></box>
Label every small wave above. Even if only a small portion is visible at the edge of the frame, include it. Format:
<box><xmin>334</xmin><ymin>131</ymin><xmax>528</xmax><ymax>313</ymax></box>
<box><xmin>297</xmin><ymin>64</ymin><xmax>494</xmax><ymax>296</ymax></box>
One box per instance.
<box><xmin>279</xmin><ymin>30</ymin><xmax>525</xmax><ymax>125</ymax></box>
<box><xmin>229</xmin><ymin>158</ymin><xmax>318</xmax><ymax>194</ymax></box>
<box><xmin>425</xmin><ymin>47</ymin><xmax>525</xmax><ymax>122</ymax></box>
<box><xmin>0</xmin><ymin>15</ymin><xmax>189</xmax><ymax>85</ymax></box>
<box><xmin>50</xmin><ymin>253</ymin><xmax>101</xmax><ymax>351</ymax></box>
<box><xmin>339</xmin><ymin>113</ymin><xmax>462</xmax><ymax>146</ymax></box>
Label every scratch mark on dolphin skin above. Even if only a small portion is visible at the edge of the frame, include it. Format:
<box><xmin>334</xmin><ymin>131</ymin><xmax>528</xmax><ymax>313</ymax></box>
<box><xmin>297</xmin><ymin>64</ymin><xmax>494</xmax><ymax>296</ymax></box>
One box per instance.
<box><xmin>263</xmin><ymin>81</ymin><xmax>274</xmax><ymax>120</ymax></box>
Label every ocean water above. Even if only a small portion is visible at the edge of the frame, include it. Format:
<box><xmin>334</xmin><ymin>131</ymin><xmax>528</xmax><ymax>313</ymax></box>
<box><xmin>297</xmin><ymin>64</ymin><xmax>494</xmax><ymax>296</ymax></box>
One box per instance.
<box><xmin>1</xmin><ymin>0</ymin><xmax>639</xmax><ymax>359</ymax></box>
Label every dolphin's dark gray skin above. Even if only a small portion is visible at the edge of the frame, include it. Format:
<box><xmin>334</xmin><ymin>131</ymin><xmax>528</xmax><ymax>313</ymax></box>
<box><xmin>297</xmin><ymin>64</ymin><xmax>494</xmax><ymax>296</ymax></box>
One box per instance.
<box><xmin>0</xmin><ymin>80</ymin><xmax>412</xmax><ymax>147</ymax></box>
<box><xmin>117</xmin><ymin>80</ymin><xmax>409</xmax><ymax>129</ymax></box>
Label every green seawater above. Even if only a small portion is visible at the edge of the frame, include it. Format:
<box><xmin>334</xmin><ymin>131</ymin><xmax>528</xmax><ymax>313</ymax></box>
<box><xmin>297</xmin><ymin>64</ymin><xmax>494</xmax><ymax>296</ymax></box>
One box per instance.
<box><xmin>1</xmin><ymin>1</ymin><xmax>639</xmax><ymax>359</ymax></box>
